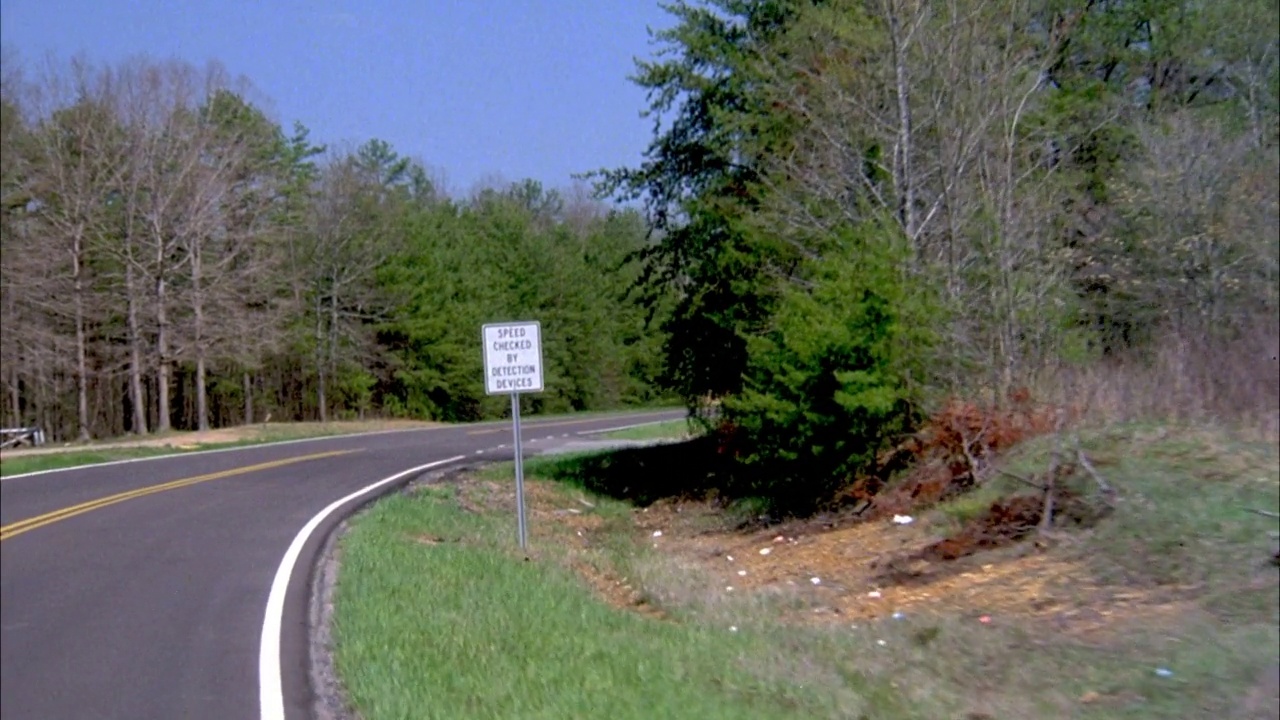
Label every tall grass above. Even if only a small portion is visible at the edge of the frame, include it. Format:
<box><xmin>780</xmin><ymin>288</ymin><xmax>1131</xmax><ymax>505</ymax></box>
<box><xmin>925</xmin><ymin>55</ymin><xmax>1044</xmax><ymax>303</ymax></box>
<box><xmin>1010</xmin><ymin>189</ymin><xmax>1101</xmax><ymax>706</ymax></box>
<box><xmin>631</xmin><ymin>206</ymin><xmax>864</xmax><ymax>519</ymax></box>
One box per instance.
<box><xmin>1041</xmin><ymin>321</ymin><xmax>1280</xmax><ymax>437</ymax></box>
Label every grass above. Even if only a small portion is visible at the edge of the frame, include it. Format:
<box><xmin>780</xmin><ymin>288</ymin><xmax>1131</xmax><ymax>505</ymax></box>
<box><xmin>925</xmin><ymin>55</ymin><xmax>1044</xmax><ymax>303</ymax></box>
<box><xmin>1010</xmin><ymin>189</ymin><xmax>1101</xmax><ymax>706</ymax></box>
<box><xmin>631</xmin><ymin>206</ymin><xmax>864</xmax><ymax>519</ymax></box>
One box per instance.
<box><xmin>0</xmin><ymin>447</ymin><xmax>186</xmax><ymax>477</ymax></box>
<box><xmin>331</xmin><ymin>482</ymin><xmax>889</xmax><ymax>720</ymax></box>
<box><xmin>0</xmin><ymin>426</ymin><xmax>384</xmax><ymax>477</ymax></box>
<box><xmin>332</xmin><ymin>422</ymin><xmax>1280</xmax><ymax>719</ymax></box>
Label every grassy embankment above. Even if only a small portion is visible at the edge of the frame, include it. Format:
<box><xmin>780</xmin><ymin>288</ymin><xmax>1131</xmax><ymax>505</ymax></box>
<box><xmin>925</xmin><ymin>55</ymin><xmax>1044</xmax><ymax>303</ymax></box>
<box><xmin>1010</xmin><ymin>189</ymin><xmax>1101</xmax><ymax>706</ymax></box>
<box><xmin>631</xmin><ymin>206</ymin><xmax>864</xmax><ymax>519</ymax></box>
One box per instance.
<box><xmin>331</xmin><ymin>420</ymin><xmax>1279</xmax><ymax>720</ymax></box>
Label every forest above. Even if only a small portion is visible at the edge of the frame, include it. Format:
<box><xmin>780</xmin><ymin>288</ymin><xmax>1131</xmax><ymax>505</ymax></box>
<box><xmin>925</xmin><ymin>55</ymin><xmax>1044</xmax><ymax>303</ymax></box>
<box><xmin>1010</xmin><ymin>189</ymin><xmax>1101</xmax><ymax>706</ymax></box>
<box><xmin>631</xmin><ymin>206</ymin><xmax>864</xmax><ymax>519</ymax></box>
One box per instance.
<box><xmin>0</xmin><ymin>56</ymin><xmax>670</xmax><ymax>439</ymax></box>
<box><xmin>3</xmin><ymin>0</ymin><xmax>1278</xmax><ymax>503</ymax></box>
<box><xmin>591</xmin><ymin>0</ymin><xmax>1279</xmax><ymax>503</ymax></box>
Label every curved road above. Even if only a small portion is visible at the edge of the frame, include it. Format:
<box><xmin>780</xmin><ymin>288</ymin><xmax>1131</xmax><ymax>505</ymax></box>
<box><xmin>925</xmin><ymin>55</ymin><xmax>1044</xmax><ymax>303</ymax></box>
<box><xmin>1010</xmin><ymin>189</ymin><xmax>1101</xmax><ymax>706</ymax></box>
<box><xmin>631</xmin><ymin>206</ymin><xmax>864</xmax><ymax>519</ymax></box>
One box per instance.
<box><xmin>0</xmin><ymin>409</ymin><xmax>684</xmax><ymax>720</ymax></box>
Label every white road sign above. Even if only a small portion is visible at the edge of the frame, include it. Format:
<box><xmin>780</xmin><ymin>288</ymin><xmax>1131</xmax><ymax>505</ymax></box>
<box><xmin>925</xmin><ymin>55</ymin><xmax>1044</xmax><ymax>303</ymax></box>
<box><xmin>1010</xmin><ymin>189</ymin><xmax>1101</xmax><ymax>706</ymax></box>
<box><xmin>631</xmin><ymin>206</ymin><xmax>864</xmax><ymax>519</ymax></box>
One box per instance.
<box><xmin>482</xmin><ymin>321</ymin><xmax>544</xmax><ymax>395</ymax></box>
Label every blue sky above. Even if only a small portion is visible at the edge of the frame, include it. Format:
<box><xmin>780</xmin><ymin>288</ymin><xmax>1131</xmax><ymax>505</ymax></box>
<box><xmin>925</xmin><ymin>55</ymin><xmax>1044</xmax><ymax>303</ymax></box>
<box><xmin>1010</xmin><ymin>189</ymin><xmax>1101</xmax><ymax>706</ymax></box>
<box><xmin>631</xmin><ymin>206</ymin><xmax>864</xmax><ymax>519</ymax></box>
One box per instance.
<box><xmin>0</xmin><ymin>0</ymin><xmax>674</xmax><ymax>195</ymax></box>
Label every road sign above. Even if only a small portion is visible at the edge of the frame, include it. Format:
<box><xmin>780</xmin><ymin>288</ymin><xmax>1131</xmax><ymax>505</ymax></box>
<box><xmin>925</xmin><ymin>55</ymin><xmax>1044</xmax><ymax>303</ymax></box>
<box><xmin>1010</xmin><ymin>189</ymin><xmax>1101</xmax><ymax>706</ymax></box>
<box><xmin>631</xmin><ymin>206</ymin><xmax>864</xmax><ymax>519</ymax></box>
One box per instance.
<box><xmin>482</xmin><ymin>321</ymin><xmax>544</xmax><ymax>395</ymax></box>
<box><xmin>481</xmin><ymin>321</ymin><xmax>545</xmax><ymax>551</ymax></box>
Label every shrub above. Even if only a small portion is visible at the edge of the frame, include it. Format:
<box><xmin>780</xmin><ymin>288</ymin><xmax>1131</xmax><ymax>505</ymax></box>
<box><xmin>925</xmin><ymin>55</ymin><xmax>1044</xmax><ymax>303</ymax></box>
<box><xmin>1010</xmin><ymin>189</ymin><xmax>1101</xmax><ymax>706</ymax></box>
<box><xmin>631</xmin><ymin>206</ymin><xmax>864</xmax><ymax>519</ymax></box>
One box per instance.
<box><xmin>720</xmin><ymin>225</ymin><xmax>934</xmax><ymax>512</ymax></box>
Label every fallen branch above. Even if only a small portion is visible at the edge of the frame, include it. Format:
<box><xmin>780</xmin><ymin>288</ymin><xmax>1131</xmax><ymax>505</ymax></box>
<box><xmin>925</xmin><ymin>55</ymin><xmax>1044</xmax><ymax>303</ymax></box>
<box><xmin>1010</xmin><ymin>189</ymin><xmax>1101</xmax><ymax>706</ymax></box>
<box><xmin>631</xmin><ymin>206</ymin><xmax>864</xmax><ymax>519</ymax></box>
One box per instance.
<box><xmin>1040</xmin><ymin>437</ymin><xmax>1063</xmax><ymax>535</ymax></box>
<box><xmin>1244</xmin><ymin>508</ymin><xmax>1280</xmax><ymax>519</ymax></box>
<box><xmin>998</xmin><ymin>469</ymin><xmax>1045</xmax><ymax>491</ymax></box>
<box><xmin>959</xmin><ymin>427</ymin><xmax>985</xmax><ymax>485</ymax></box>
<box><xmin>1039</xmin><ymin>415</ymin><xmax>1070</xmax><ymax>532</ymax></box>
<box><xmin>1074</xmin><ymin>439</ymin><xmax>1118</xmax><ymax>507</ymax></box>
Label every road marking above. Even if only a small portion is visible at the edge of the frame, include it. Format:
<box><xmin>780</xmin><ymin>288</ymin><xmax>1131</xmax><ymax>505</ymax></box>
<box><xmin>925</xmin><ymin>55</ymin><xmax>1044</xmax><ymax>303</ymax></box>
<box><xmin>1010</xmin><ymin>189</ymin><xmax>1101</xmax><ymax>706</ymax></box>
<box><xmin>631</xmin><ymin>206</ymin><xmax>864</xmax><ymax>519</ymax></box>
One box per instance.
<box><xmin>463</xmin><ymin>414</ymin><xmax>675</xmax><ymax>436</ymax></box>
<box><xmin>575</xmin><ymin>419</ymin><xmax>680</xmax><ymax>436</ymax></box>
<box><xmin>0</xmin><ymin>450</ymin><xmax>355</xmax><ymax>542</ymax></box>
<box><xmin>259</xmin><ymin>455</ymin><xmax>467</xmax><ymax>720</ymax></box>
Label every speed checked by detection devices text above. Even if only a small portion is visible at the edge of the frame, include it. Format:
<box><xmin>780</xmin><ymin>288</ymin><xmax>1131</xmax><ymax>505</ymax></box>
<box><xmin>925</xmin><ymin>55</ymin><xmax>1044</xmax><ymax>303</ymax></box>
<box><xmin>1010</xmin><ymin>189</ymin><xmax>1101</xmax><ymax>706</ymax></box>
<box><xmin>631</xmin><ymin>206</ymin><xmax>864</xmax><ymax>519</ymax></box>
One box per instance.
<box><xmin>483</xmin><ymin>321</ymin><xmax>544</xmax><ymax>394</ymax></box>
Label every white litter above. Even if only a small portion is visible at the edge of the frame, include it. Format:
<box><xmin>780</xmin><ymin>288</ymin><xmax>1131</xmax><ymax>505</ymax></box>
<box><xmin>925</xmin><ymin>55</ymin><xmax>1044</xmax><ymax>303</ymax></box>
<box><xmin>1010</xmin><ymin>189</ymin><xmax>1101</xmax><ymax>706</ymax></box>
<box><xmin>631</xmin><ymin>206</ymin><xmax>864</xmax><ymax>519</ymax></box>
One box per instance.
<box><xmin>759</xmin><ymin>547</ymin><xmax>772</xmax><ymax>556</ymax></box>
<box><xmin>652</xmin><ymin>530</ymin><xmax>663</xmax><ymax>537</ymax></box>
<box><xmin>725</xmin><ymin>586</ymin><xmax>734</xmax><ymax>592</ymax></box>
<box><xmin>810</xmin><ymin>577</ymin><xmax>821</xmax><ymax>585</ymax></box>
<box><xmin>726</xmin><ymin>555</ymin><xmax>735</xmax><ymax>562</ymax></box>
<box><xmin>877</xmin><ymin>640</ymin><xmax>887</xmax><ymax>647</ymax></box>
<box><xmin>730</xmin><ymin>626</ymin><xmax>739</xmax><ymax>632</ymax></box>
<box><xmin>891</xmin><ymin>514</ymin><xmax>914</xmax><ymax>525</ymax></box>
<box><xmin>868</xmin><ymin>590</ymin><xmax>882</xmax><ymax>598</ymax></box>
<box><xmin>737</xmin><ymin>570</ymin><xmax>747</xmax><ymax>576</ymax></box>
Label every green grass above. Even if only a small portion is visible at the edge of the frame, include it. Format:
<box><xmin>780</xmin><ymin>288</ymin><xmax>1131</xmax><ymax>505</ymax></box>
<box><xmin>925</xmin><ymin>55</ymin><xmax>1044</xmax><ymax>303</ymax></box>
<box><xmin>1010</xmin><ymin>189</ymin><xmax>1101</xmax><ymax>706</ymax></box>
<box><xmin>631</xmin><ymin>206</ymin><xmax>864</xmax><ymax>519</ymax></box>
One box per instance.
<box><xmin>333</xmin><ymin>423</ymin><xmax>1280</xmax><ymax>719</ymax></box>
<box><xmin>0</xmin><ymin>423</ymin><xmax>402</xmax><ymax>477</ymax></box>
<box><xmin>0</xmin><ymin>445</ymin><xmax>241</xmax><ymax>477</ymax></box>
<box><xmin>945</xmin><ymin>423</ymin><xmax>1280</xmax><ymax>596</ymax></box>
<box><xmin>332</xmin><ymin>484</ymin><xmax>895</xmax><ymax>720</ymax></box>
<box><xmin>592</xmin><ymin>418</ymin><xmax>697</xmax><ymax>441</ymax></box>
<box><xmin>0</xmin><ymin>431</ymin><xmax>364</xmax><ymax>477</ymax></box>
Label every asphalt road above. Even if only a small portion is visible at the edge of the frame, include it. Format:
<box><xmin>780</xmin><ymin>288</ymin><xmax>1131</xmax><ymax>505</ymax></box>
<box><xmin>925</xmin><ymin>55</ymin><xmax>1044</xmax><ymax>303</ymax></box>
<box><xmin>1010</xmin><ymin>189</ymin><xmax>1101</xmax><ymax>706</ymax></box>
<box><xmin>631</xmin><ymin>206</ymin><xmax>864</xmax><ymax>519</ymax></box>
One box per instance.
<box><xmin>0</xmin><ymin>409</ymin><xmax>685</xmax><ymax>720</ymax></box>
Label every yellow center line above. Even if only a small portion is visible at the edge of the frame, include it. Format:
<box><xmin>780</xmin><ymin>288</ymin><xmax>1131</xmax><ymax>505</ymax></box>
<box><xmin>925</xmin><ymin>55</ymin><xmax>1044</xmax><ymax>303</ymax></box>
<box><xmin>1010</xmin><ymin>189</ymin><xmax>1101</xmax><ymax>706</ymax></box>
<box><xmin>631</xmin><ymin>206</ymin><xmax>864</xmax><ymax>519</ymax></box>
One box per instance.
<box><xmin>0</xmin><ymin>450</ymin><xmax>357</xmax><ymax>542</ymax></box>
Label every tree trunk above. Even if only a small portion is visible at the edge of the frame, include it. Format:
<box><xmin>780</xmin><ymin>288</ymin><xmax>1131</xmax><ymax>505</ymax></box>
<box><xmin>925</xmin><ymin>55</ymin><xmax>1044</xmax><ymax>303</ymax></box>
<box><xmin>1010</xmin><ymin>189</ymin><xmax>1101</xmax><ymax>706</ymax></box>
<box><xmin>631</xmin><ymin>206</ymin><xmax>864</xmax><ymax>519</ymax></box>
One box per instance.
<box><xmin>315</xmin><ymin>295</ymin><xmax>327</xmax><ymax>422</ymax></box>
<box><xmin>328</xmin><ymin>292</ymin><xmax>340</xmax><ymax>421</ymax></box>
<box><xmin>242</xmin><ymin>371</ymin><xmax>254</xmax><ymax>425</ymax></box>
<box><xmin>191</xmin><ymin>244</ymin><xmax>210</xmax><ymax>432</ymax></box>
<box><xmin>8</xmin><ymin>367</ymin><xmax>19</xmax><ymax>428</ymax></box>
<box><xmin>72</xmin><ymin>234</ymin><xmax>91</xmax><ymax>441</ymax></box>
<box><xmin>889</xmin><ymin>0</ymin><xmax>918</xmax><ymax>241</ymax></box>
<box><xmin>156</xmin><ymin>274</ymin><xmax>172</xmax><ymax>433</ymax></box>
<box><xmin>195</xmin><ymin>355</ymin><xmax>210</xmax><ymax>432</ymax></box>
<box><xmin>125</xmin><ymin>262</ymin><xmax>149</xmax><ymax>435</ymax></box>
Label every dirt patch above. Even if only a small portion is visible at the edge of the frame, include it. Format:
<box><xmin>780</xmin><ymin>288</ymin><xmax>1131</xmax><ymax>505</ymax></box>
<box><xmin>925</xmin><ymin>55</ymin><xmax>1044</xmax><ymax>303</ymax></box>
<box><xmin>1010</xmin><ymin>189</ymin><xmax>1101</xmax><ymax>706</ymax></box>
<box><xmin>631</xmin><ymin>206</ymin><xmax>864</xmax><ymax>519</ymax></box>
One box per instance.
<box><xmin>443</xmin><ymin>463</ymin><xmax>1161</xmax><ymax>635</ymax></box>
<box><xmin>1238</xmin><ymin>663</ymin><xmax>1280</xmax><ymax>720</ymax></box>
<box><xmin>628</xmin><ymin>494</ymin><xmax>1203</xmax><ymax>640</ymax></box>
<box><xmin>836</xmin><ymin>393</ymin><xmax>1067</xmax><ymax>518</ymax></box>
<box><xmin>436</xmin><ymin>408</ymin><xmax>1271</xmax><ymax>659</ymax></box>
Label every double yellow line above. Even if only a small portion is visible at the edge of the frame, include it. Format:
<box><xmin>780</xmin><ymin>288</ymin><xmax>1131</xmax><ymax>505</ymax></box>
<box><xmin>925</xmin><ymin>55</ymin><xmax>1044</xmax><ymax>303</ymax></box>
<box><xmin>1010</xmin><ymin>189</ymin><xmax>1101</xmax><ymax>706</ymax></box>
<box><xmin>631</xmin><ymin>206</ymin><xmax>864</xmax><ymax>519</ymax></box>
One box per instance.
<box><xmin>0</xmin><ymin>450</ymin><xmax>356</xmax><ymax>542</ymax></box>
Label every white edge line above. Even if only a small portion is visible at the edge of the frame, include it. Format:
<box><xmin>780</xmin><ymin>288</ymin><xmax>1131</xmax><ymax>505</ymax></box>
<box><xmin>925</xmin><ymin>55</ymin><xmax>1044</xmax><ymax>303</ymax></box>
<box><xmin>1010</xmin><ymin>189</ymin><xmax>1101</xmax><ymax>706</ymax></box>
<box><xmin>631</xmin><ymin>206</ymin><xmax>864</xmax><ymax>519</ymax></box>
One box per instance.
<box><xmin>575</xmin><ymin>419</ymin><xmax>682</xmax><ymax>437</ymax></box>
<box><xmin>259</xmin><ymin>454</ymin><xmax>467</xmax><ymax>720</ymax></box>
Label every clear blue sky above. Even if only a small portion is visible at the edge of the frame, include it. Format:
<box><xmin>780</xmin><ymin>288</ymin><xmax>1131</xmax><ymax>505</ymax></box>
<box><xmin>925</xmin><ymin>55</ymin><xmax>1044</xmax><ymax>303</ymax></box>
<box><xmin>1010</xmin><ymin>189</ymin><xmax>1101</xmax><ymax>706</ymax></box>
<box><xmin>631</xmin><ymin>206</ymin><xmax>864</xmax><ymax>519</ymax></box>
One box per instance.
<box><xmin>0</xmin><ymin>0</ymin><xmax>674</xmax><ymax>195</ymax></box>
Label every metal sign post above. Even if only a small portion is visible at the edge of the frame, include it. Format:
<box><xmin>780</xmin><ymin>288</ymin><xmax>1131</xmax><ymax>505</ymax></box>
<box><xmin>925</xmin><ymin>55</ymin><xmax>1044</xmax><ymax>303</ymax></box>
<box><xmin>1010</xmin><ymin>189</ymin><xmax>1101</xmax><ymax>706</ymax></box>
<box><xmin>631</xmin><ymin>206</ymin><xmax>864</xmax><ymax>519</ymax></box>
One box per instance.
<box><xmin>510</xmin><ymin>393</ymin><xmax>527</xmax><ymax>548</ymax></box>
<box><xmin>482</xmin><ymin>321</ymin><xmax>544</xmax><ymax>551</ymax></box>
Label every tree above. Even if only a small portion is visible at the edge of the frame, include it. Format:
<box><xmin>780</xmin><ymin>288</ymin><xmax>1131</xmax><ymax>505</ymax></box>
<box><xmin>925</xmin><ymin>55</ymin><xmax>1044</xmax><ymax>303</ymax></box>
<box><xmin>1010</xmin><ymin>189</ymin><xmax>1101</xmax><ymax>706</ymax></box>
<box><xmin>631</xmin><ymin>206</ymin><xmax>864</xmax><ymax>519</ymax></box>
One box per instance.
<box><xmin>594</xmin><ymin>0</ymin><xmax>806</xmax><ymax>409</ymax></box>
<box><xmin>22</xmin><ymin>88</ymin><xmax>126</xmax><ymax>440</ymax></box>
<box><xmin>300</xmin><ymin>140</ymin><xmax>414</xmax><ymax>421</ymax></box>
<box><xmin>175</xmin><ymin>89</ymin><xmax>297</xmax><ymax>431</ymax></box>
<box><xmin>721</xmin><ymin>223</ymin><xmax>932</xmax><ymax>511</ymax></box>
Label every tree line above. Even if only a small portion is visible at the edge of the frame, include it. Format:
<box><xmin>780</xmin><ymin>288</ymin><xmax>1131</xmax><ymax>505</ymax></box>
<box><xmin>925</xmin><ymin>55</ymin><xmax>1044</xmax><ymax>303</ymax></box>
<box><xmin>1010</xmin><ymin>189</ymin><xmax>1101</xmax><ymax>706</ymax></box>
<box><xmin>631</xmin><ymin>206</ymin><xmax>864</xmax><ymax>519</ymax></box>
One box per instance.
<box><xmin>0</xmin><ymin>56</ymin><xmax>669</xmax><ymax>441</ymax></box>
<box><xmin>596</xmin><ymin>0</ymin><xmax>1279</xmax><ymax>508</ymax></box>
